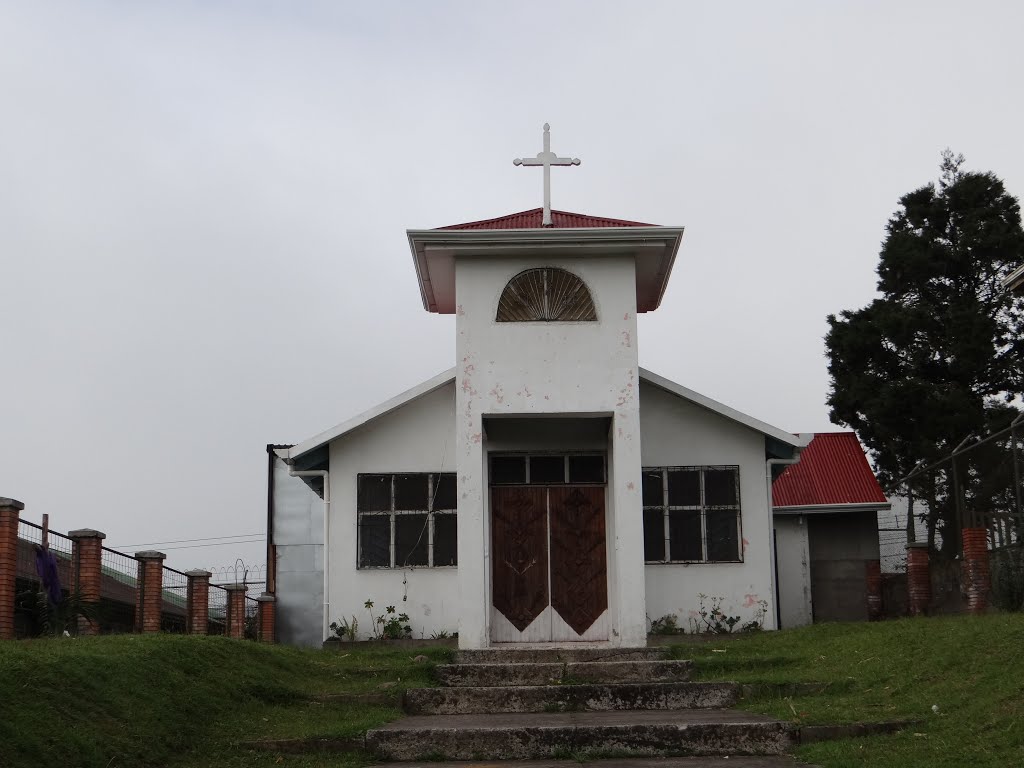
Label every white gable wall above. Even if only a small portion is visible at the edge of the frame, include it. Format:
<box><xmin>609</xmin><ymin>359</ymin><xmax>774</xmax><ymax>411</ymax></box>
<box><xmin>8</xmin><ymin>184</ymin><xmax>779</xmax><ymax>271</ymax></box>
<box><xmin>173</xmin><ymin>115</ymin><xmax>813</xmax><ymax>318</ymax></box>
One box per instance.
<box><xmin>325</xmin><ymin>382</ymin><xmax>459</xmax><ymax>641</ymax></box>
<box><xmin>277</xmin><ymin>371</ymin><xmax>787</xmax><ymax>645</ymax></box>
<box><xmin>639</xmin><ymin>380</ymin><xmax>779</xmax><ymax>631</ymax></box>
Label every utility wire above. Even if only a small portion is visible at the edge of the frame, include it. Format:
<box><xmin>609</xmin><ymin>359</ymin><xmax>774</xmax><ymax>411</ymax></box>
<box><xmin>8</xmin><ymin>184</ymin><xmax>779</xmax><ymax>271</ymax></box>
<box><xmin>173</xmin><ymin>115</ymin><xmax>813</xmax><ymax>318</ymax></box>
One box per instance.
<box><xmin>109</xmin><ymin>533</ymin><xmax>264</xmax><ymax>548</ymax></box>
<box><xmin>133</xmin><ymin>540</ymin><xmax>266</xmax><ymax>552</ymax></box>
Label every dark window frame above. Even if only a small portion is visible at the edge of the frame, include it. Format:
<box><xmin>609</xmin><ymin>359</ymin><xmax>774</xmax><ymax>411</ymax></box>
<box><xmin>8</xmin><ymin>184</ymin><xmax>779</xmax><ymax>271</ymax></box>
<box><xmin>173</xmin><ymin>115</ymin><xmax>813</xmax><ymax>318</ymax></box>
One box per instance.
<box><xmin>642</xmin><ymin>466</ymin><xmax>743</xmax><ymax>564</ymax></box>
<box><xmin>488</xmin><ymin>453</ymin><xmax>606</xmax><ymax>486</ymax></box>
<box><xmin>356</xmin><ymin>472</ymin><xmax>457</xmax><ymax>569</ymax></box>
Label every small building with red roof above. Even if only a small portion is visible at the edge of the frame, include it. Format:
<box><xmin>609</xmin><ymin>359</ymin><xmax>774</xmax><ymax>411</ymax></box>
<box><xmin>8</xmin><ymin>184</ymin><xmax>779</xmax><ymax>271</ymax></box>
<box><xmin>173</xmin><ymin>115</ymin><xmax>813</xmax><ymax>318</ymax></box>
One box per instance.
<box><xmin>772</xmin><ymin>432</ymin><xmax>890</xmax><ymax>627</ymax></box>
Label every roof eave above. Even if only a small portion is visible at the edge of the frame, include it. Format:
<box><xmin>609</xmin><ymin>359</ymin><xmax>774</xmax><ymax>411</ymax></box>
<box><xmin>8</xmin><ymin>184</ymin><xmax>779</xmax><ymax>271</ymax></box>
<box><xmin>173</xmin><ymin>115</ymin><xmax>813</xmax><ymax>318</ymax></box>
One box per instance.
<box><xmin>1003</xmin><ymin>263</ymin><xmax>1024</xmax><ymax>293</ymax></box>
<box><xmin>773</xmin><ymin>502</ymin><xmax>892</xmax><ymax>514</ymax></box>
<box><xmin>288</xmin><ymin>368</ymin><xmax>457</xmax><ymax>461</ymax></box>
<box><xmin>638</xmin><ymin>367</ymin><xmax>802</xmax><ymax>447</ymax></box>
<box><xmin>408</xmin><ymin>226</ymin><xmax>685</xmax><ymax>314</ymax></box>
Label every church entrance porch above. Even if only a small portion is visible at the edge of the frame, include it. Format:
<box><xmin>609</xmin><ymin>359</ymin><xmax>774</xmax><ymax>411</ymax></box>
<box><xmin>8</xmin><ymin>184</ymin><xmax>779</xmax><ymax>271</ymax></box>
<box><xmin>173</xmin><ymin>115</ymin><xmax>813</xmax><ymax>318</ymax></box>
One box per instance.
<box><xmin>488</xmin><ymin>453</ymin><xmax>609</xmax><ymax>643</ymax></box>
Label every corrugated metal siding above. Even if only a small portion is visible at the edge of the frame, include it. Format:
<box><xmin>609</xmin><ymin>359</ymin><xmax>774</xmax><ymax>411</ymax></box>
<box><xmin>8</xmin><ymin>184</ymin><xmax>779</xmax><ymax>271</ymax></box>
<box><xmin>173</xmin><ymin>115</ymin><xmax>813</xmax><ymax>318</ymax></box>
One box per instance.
<box><xmin>773</xmin><ymin>432</ymin><xmax>888</xmax><ymax>507</ymax></box>
<box><xmin>437</xmin><ymin>208</ymin><xmax>654</xmax><ymax>230</ymax></box>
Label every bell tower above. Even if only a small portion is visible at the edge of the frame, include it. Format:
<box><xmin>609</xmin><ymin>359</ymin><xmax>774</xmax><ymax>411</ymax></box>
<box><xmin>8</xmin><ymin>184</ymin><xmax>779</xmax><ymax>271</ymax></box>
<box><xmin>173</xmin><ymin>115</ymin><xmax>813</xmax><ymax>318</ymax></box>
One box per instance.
<box><xmin>406</xmin><ymin>127</ymin><xmax>684</xmax><ymax>648</ymax></box>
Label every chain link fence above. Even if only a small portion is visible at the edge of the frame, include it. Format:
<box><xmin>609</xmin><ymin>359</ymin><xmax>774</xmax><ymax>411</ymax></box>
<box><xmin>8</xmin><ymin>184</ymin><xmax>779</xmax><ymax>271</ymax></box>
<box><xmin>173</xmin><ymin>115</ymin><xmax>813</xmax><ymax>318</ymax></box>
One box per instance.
<box><xmin>888</xmin><ymin>415</ymin><xmax>1024</xmax><ymax>613</ymax></box>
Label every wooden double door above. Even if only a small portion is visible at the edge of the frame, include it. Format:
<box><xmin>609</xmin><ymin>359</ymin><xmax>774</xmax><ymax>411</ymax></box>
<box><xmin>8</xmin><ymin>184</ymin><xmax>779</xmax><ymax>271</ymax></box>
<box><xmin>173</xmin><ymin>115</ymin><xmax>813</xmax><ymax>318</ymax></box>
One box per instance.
<box><xmin>490</xmin><ymin>485</ymin><xmax>609</xmax><ymax>642</ymax></box>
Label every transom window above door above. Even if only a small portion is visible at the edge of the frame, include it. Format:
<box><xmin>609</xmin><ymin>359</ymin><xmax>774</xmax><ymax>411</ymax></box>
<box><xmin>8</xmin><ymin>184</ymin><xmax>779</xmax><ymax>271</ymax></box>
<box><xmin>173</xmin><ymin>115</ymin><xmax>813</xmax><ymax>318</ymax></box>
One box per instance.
<box><xmin>489</xmin><ymin>454</ymin><xmax>605</xmax><ymax>485</ymax></box>
<box><xmin>496</xmin><ymin>268</ymin><xmax>597</xmax><ymax>322</ymax></box>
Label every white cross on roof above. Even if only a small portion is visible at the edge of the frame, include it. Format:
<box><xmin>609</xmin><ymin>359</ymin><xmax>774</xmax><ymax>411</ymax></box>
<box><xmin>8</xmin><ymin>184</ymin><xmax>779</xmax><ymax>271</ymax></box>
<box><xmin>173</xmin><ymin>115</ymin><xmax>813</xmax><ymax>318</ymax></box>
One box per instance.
<box><xmin>513</xmin><ymin>123</ymin><xmax>581</xmax><ymax>227</ymax></box>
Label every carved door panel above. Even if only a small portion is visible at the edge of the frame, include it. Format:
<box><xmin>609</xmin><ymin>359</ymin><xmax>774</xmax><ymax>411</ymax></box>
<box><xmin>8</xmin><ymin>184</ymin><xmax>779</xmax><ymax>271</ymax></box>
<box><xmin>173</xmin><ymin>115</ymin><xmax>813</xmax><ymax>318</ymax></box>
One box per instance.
<box><xmin>491</xmin><ymin>486</ymin><xmax>550</xmax><ymax>640</ymax></box>
<box><xmin>549</xmin><ymin>486</ymin><xmax>608</xmax><ymax>640</ymax></box>
<box><xmin>490</xmin><ymin>484</ymin><xmax>609</xmax><ymax>643</ymax></box>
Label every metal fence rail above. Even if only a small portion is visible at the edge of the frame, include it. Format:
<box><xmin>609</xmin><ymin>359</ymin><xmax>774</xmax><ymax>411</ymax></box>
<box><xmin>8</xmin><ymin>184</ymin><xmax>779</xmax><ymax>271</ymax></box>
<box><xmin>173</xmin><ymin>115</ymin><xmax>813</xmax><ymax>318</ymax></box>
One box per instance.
<box><xmin>47</xmin><ymin>529</ymin><xmax>74</xmax><ymax>567</ymax></box>
<box><xmin>98</xmin><ymin>545</ymin><xmax>138</xmax><ymax>633</ymax></box>
<box><xmin>161</xmin><ymin>566</ymin><xmax>189</xmax><ymax>633</ymax></box>
<box><xmin>207</xmin><ymin>583</ymin><xmax>228</xmax><ymax>635</ymax></box>
<box><xmin>896</xmin><ymin>416</ymin><xmax>1024</xmax><ymax>550</ymax></box>
<box><xmin>5</xmin><ymin>514</ymin><xmax>267</xmax><ymax>639</ymax></box>
<box><xmin>100</xmin><ymin>546</ymin><xmax>138</xmax><ymax>593</ymax></box>
<box><xmin>14</xmin><ymin>520</ymin><xmax>75</xmax><ymax>637</ymax></box>
<box><xmin>890</xmin><ymin>415</ymin><xmax>1024</xmax><ymax>613</ymax></box>
<box><xmin>245</xmin><ymin>595</ymin><xmax>259</xmax><ymax>640</ymax></box>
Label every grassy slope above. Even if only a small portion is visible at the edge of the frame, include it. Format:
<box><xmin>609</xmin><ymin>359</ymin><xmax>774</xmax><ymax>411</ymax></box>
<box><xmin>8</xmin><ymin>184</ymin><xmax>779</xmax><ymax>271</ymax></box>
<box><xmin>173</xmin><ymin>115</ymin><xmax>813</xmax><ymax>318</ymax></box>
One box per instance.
<box><xmin>2</xmin><ymin>616</ymin><xmax>1021</xmax><ymax>768</ymax></box>
<box><xmin>0</xmin><ymin>635</ymin><xmax>449</xmax><ymax>768</ymax></box>
<box><xmin>677</xmin><ymin>613</ymin><xmax>1024</xmax><ymax>768</ymax></box>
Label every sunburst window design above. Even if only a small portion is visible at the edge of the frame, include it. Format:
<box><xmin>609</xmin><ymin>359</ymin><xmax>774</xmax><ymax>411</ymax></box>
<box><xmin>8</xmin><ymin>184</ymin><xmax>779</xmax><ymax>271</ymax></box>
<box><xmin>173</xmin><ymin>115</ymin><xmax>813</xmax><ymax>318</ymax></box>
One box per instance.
<box><xmin>496</xmin><ymin>268</ymin><xmax>597</xmax><ymax>322</ymax></box>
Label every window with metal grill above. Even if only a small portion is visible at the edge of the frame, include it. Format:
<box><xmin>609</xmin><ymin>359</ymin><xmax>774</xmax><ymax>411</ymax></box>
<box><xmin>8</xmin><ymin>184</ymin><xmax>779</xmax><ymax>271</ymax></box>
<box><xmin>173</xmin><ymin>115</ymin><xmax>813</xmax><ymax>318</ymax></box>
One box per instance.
<box><xmin>357</xmin><ymin>473</ymin><xmax>457</xmax><ymax>568</ymax></box>
<box><xmin>496</xmin><ymin>268</ymin><xmax>597</xmax><ymax>322</ymax></box>
<box><xmin>641</xmin><ymin>466</ymin><xmax>742</xmax><ymax>563</ymax></box>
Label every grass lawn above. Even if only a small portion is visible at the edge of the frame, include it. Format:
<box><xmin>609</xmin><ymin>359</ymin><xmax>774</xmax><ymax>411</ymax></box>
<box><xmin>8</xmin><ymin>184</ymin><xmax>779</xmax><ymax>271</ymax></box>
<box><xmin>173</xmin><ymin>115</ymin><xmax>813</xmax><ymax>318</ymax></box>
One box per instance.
<box><xmin>677</xmin><ymin>613</ymin><xmax>1024</xmax><ymax>768</ymax></box>
<box><xmin>0</xmin><ymin>634</ymin><xmax>447</xmax><ymax>768</ymax></box>
<box><xmin>1</xmin><ymin>614</ymin><xmax>1021</xmax><ymax>768</ymax></box>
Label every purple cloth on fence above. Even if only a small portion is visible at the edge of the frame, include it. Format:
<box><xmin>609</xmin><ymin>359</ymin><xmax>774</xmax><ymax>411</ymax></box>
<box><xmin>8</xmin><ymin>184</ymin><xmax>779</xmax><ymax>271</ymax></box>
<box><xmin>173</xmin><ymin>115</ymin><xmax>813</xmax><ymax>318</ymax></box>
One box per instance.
<box><xmin>34</xmin><ymin>546</ymin><xmax>63</xmax><ymax>605</ymax></box>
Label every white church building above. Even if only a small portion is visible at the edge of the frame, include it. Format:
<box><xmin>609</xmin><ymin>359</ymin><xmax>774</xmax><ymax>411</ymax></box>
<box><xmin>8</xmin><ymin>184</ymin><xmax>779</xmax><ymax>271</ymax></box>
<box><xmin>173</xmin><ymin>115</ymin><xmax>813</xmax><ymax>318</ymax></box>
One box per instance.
<box><xmin>265</xmin><ymin>128</ymin><xmax>827</xmax><ymax>649</ymax></box>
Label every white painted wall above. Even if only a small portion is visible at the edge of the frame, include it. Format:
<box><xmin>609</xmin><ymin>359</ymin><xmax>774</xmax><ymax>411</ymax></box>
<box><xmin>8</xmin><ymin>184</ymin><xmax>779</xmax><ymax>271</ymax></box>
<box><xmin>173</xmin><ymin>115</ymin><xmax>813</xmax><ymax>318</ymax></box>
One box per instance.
<box><xmin>639</xmin><ymin>380</ymin><xmax>779</xmax><ymax>631</ymax></box>
<box><xmin>455</xmin><ymin>255</ymin><xmax>646</xmax><ymax>648</ymax></box>
<box><xmin>325</xmin><ymin>382</ymin><xmax>459</xmax><ymax>641</ymax></box>
<box><xmin>277</xmin><ymin>368</ymin><xmax>790</xmax><ymax>645</ymax></box>
<box><xmin>774</xmin><ymin>515</ymin><xmax>812</xmax><ymax>628</ymax></box>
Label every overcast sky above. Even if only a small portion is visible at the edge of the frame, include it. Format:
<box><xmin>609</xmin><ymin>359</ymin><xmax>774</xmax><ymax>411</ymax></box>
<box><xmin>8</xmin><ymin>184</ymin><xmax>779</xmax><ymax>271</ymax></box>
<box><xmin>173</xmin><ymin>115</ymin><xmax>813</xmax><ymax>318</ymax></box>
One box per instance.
<box><xmin>3</xmin><ymin>1</ymin><xmax>1023</xmax><ymax>574</ymax></box>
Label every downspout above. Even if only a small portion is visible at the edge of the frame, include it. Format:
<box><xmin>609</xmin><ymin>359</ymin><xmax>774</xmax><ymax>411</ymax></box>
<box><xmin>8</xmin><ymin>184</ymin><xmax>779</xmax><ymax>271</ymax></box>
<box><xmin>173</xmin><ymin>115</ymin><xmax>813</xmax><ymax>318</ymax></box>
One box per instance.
<box><xmin>266</xmin><ymin>446</ymin><xmax>277</xmax><ymax>594</ymax></box>
<box><xmin>766</xmin><ymin>456</ymin><xmax>801</xmax><ymax>631</ymax></box>
<box><xmin>289</xmin><ymin>466</ymin><xmax>331</xmax><ymax>643</ymax></box>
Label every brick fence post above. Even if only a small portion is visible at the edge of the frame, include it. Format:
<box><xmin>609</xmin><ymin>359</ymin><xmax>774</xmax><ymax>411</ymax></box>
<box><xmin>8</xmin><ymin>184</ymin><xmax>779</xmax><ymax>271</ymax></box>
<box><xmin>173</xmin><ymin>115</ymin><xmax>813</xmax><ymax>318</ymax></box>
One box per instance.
<box><xmin>224</xmin><ymin>583</ymin><xmax>247</xmax><ymax>639</ymax></box>
<box><xmin>68</xmin><ymin>529</ymin><xmax>106</xmax><ymax>636</ymax></box>
<box><xmin>961</xmin><ymin>526</ymin><xmax>991</xmax><ymax>614</ymax></box>
<box><xmin>135</xmin><ymin>551</ymin><xmax>166</xmax><ymax>633</ymax></box>
<box><xmin>256</xmin><ymin>592</ymin><xmax>276</xmax><ymax>643</ymax></box>
<box><xmin>185</xmin><ymin>570</ymin><xmax>212</xmax><ymax>635</ymax></box>
<box><xmin>865</xmin><ymin>558</ymin><xmax>882</xmax><ymax>620</ymax></box>
<box><xmin>0</xmin><ymin>498</ymin><xmax>24</xmax><ymax>640</ymax></box>
<box><xmin>906</xmin><ymin>542</ymin><xmax>931</xmax><ymax>616</ymax></box>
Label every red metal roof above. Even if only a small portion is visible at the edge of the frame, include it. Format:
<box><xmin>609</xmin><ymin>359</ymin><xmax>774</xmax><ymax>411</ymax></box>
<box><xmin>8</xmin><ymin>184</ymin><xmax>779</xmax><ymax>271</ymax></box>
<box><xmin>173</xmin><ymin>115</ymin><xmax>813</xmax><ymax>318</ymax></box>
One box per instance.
<box><xmin>437</xmin><ymin>208</ymin><xmax>656</xmax><ymax>230</ymax></box>
<box><xmin>772</xmin><ymin>432</ymin><xmax>888</xmax><ymax>508</ymax></box>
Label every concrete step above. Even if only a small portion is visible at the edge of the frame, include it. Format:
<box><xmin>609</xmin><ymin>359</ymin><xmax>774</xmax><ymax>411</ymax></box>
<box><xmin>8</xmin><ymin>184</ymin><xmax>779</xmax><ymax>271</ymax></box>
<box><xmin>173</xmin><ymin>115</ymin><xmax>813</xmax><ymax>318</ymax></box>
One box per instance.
<box><xmin>435</xmin><ymin>660</ymin><xmax>693</xmax><ymax>687</ymax></box>
<box><xmin>371</xmin><ymin>758</ymin><xmax>811</xmax><ymax>768</ymax></box>
<box><xmin>405</xmin><ymin>682</ymin><xmax>740</xmax><ymax>715</ymax></box>
<box><xmin>454</xmin><ymin>647</ymin><xmax>667</xmax><ymax>664</ymax></box>
<box><xmin>365</xmin><ymin>709</ymin><xmax>795</xmax><ymax>761</ymax></box>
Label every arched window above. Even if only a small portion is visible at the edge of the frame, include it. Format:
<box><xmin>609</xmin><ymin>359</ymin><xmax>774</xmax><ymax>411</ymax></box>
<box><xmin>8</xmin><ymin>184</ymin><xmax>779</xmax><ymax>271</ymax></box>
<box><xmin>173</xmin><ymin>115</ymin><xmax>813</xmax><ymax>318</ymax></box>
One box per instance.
<box><xmin>496</xmin><ymin>268</ymin><xmax>597</xmax><ymax>322</ymax></box>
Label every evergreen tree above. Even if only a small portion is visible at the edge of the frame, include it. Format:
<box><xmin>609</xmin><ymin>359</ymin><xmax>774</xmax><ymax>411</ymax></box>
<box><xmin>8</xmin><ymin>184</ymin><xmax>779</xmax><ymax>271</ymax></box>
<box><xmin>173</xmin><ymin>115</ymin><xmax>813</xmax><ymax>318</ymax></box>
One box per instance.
<box><xmin>826</xmin><ymin>151</ymin><xmax>1024</xmax><ymax>557</ymax></box>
